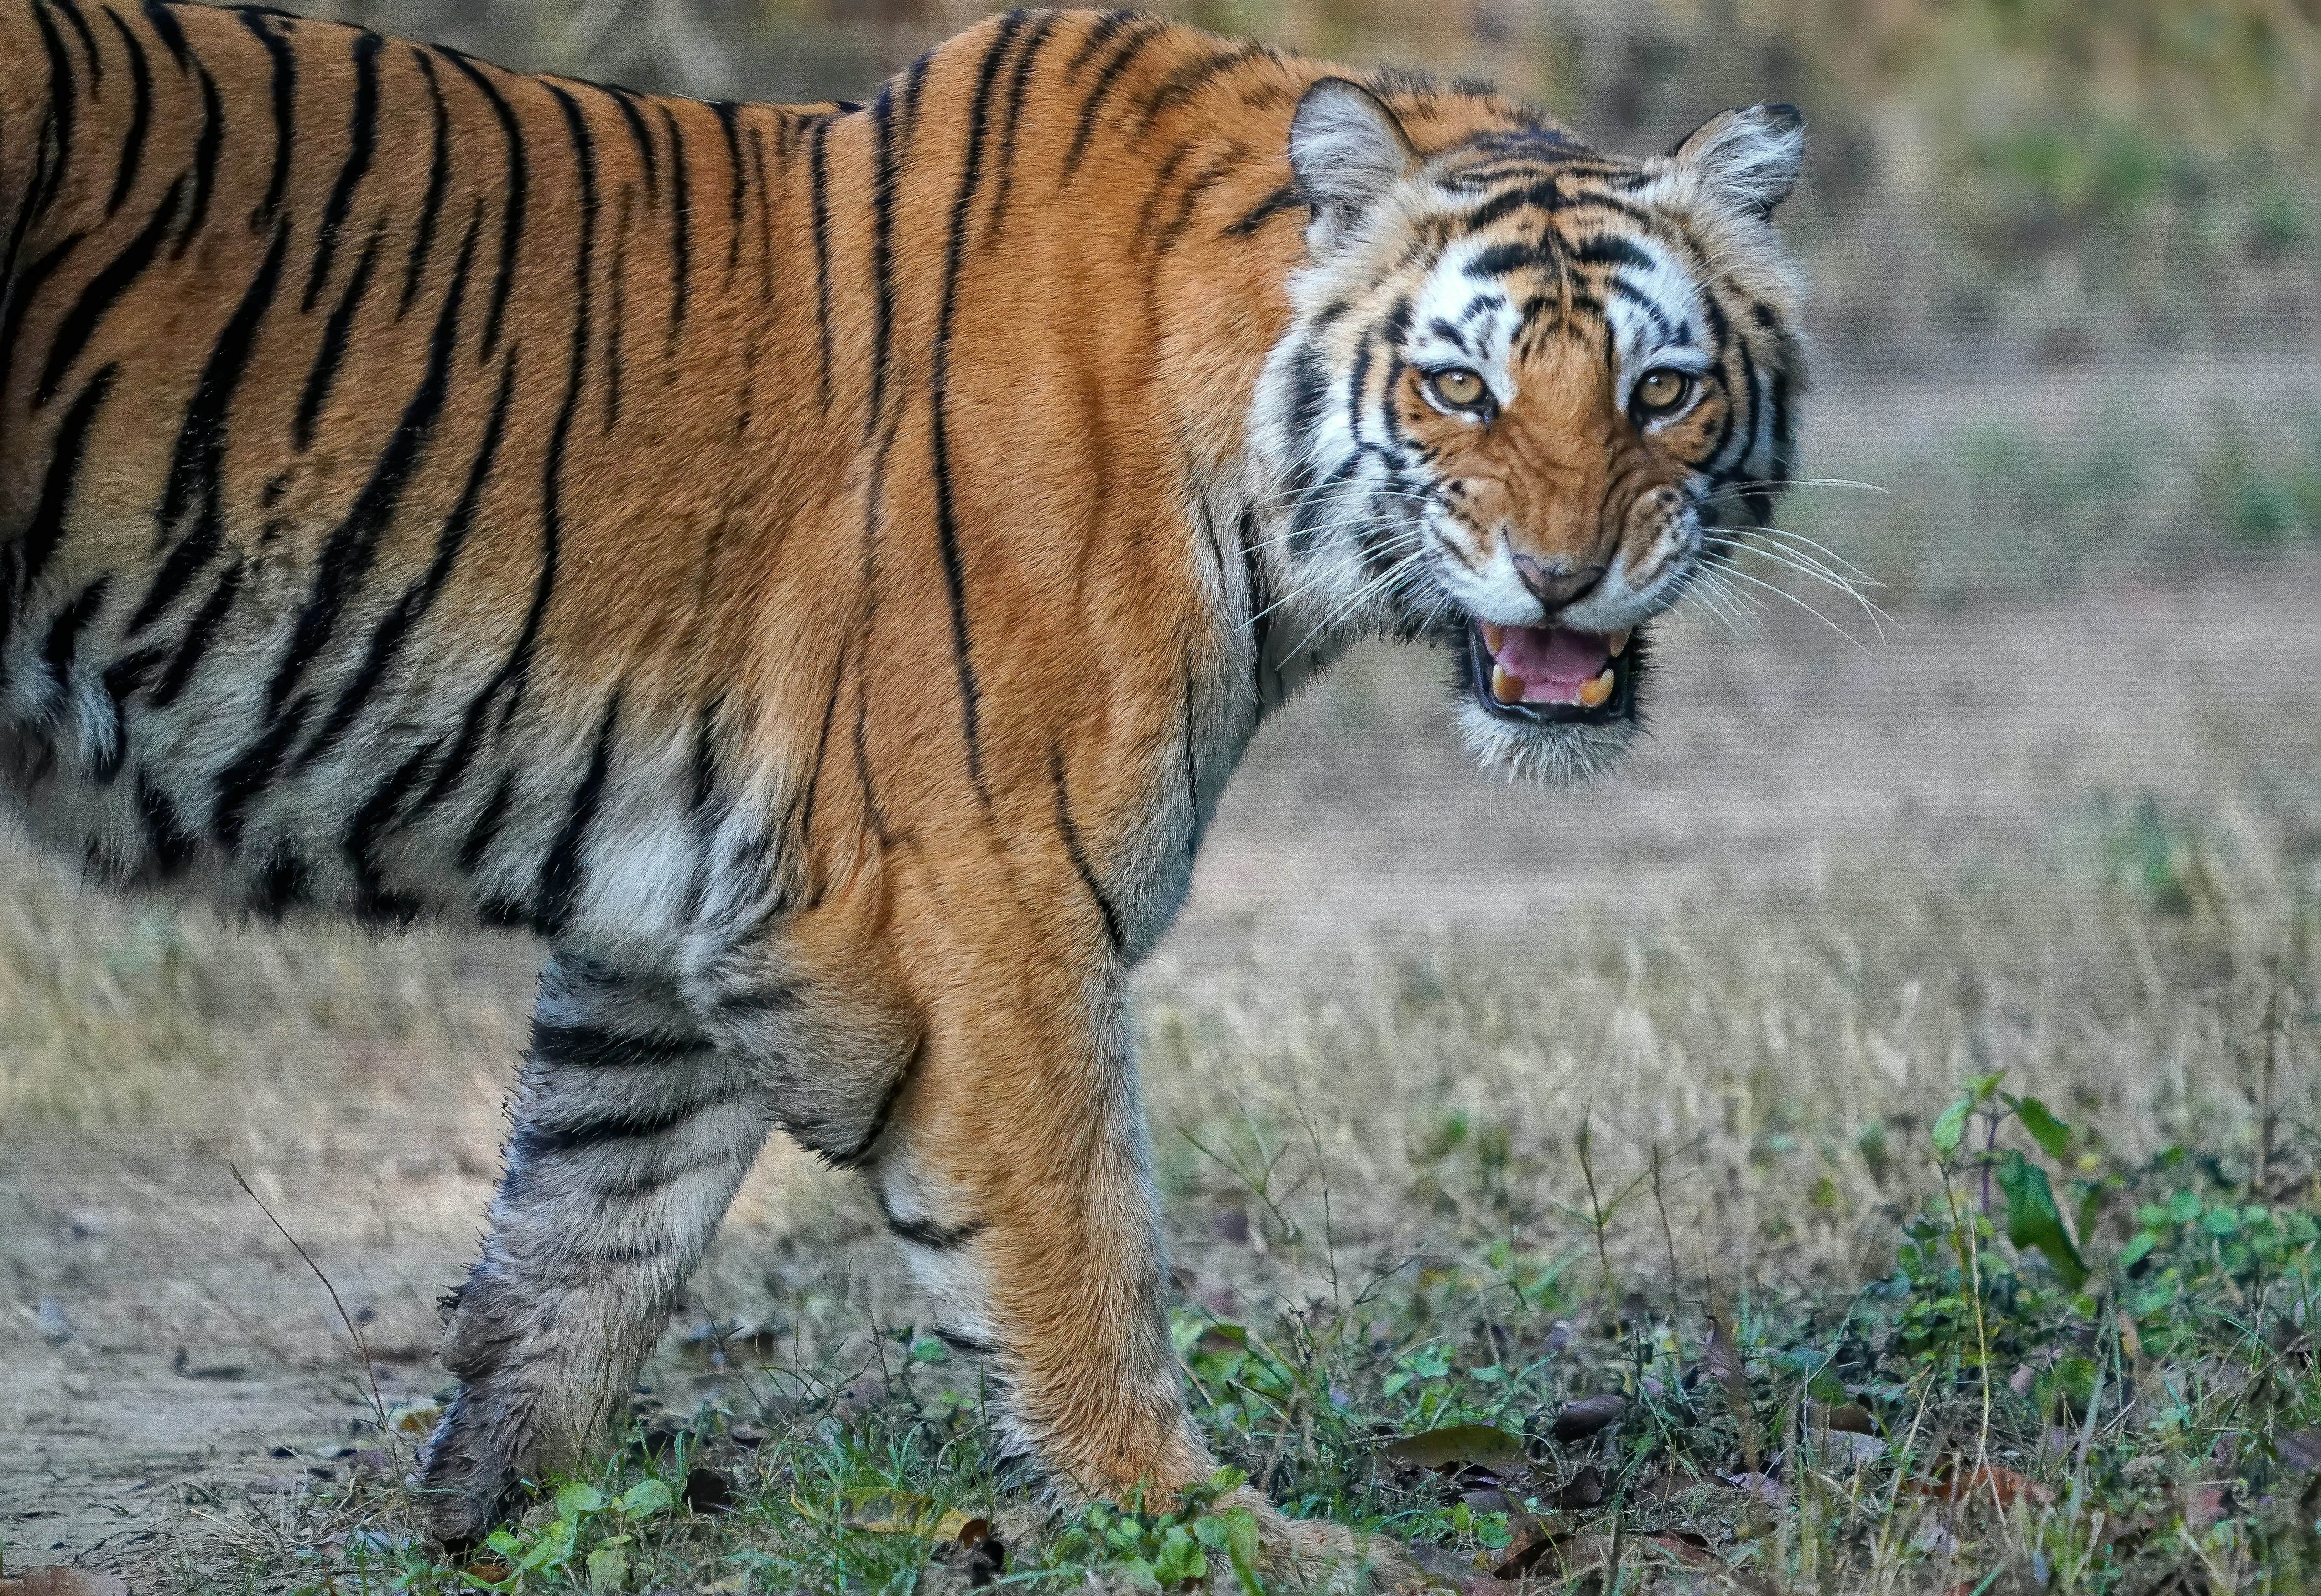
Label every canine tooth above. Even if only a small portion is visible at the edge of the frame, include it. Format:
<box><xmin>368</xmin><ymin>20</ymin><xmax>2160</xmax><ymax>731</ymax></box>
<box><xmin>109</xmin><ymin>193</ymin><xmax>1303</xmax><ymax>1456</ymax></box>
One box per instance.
<box><xmin>1482</xmin><ymin>621</ymin><xmax>1504</xmax><ymax>654</ymax></box>
<box><xmin>1491</xmin><ymin>665</ymin><xmax>1524</xmax><ymax>704</ymax></box>
<box><xmin>1608</xmin><ymin>628</ymin><xmax>1632</xmax><ymax>657</ymax></box>
<box><xmin>1577</xmin><ymin>668</ymin><xmax>1616</xmax><ymax>708</ymax></box>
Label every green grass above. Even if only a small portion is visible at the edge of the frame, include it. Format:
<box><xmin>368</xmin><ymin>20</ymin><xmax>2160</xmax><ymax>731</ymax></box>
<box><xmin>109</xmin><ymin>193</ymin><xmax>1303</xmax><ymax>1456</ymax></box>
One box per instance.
<box><xmin>229</xmin><ymin>1111</ymin><xmax>2320</xmax><ymax>1594</ymax></box>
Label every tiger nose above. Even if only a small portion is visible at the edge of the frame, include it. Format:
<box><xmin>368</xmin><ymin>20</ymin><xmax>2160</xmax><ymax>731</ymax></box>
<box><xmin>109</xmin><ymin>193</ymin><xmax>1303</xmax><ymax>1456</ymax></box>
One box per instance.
<box><xmin>1512</xmin><ymin>554</ymin><xmax>1606</xmax><ymax>615</ymax></box>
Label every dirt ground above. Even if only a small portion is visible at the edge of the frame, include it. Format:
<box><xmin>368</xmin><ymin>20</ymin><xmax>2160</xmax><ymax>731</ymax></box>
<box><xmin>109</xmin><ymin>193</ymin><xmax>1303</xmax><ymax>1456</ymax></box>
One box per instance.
<box><xmin>5</xmin><ymin>378</ymin><xmax>2320</xmax><ymax>1583</ymax></box>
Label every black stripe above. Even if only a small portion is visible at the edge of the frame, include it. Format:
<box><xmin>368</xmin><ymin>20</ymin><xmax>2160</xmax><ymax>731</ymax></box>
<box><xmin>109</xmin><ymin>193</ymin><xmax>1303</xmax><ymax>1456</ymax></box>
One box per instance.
<box><xmin>490</xmin><ymin>83</ymin><xmax>599</xmax><ymax>738</ymax></box>
<box><xmin>861</xmin><ymin>83</ymin><xmax>900</xmax><ymax>441</ymax></box>
<box><xmin>128</xmin><ymin>227</ymin><xmax>289</xmax><ymax>634</ymax></box>
<box><xmin>659</xmin><ymin>103</ymin><xmax>689</xmax><ymax>351</ymax></box>
<box><xmin>50</xmin><ymin>0</ymin><xmax>101</xmax><ymax>85</ymax></box>
<box><xmin>530</xmin><ymin>1018</ymin><xmax>702</xmax><ymax>1071</ymax></box>
<box><xmin>1049</xmin><ymin>745</ymin><xmax>1124</xmax><ymax>952</ymax></box>
<box><xmin>30</xmin><ymin>3</ymin><xmax>77</xmax><ymax>220</ymax></box>
<box><xmin>887</xmin><ymin>1215</ymin><xmax>988</xmax><ymax>1250</ymax></box>
<box><xmin>511</xmin><ymin>1089</ymin><xmax>734</xmax><ymax>1159</ymax></box>
<box><xmin>1064</xmin><ymin>10</ymin><xmax>1133</xmax><ymax>75</ymax></box>
<box><xmin>456</xmin><ymin>769</ymin><xmax>513</xmax><ymax>872</ymax></box>
<box><xmin>141</xmin><ymin>0</ymin><xmax>190</xmax><ymax>71</ymax></box>
<box><xmin>823</xmin><ymin>1053</ymin><xmax>912</xmax><ymax>1170</ymax></box>
<box><xmin>604</xmin><ymin>185</ymin><xmax>630</xmax><ymax>430</ymax></box>
<box><xmin>790</xmin><ymin>649</ymin><xmax>844</xmax><ymax>873</ymax></box>
<box><xmin>210</xmin><ymin>691</ymin><xmax>311</xmax><ymax>850</ymax></box>
<box><xmin>444</xmin><ymin>50</ymin><xmax>525</xmax><ymax>364</ymax></box>
<box><xmin>343</xmin><ymin>746</ymin><xmax>431</xmax><ymax>919</ymax></box>
<box><xmin>240</xmin><ymin>10</ymin><xmax>294</xmax><ymax>227</ymax></box>
<box><xmin>926</xmin><ymin>17</ymin><xmax>1024</xmax><ymax>798</ymax></box>
<box><xmin>0</xmin><ymin>233</ymin><xmax>86</xmax><ymax>402</ymax></box>
<box><xmin>148</xmin><ymin>558</ymin><xmax>242</xmax><ymax>708</ymax></box>
<box><xmin>1064</xmin><ymin>19</ymin><xmax>1168</xmax><ymax>171</ymax></box>
<box><xmin>44</xmin><ymin>177</ymin><xmax>186</xmax><ymax>408</ymax></box>
<box><xmin>102</xmin><ymin>10</ymin><xmax>153</xmax><ymax>215</ymax></box>
<box><xmin>932</xmin><ymin>1328</ymin><xmax>999</xmax><ymax>1356</ymax></box>
<box><xmin>304</xmin><ymin>30</ymin><xmax>384</xmax><ymax>313</ymax></box>
<box><xmin>177</xmin><ymin>65</ymin><xmax>223</xmax><ymax>258</ymax></box>
<box><xmin>296</xmin><ymin>340</ymin><xmax>518</xmax><ymax>775</ymax></box>
<box><xmin>531</xmin><ymin>687</ymin><xmax>621</xmax><ymax>937</ymax></box>
<box><xmin>600</xmin><ymin>83</ymin><xmax>657</xmax><ymax>198</ymax></box>
<box><xmin>137</xmin><ymin>776</ymin><xmax>198</xmax><ymax>879</ymax></box>
<box><xmin>9</xmin><ymin>368</ymin><xmax>117</xmax><ymax>641</ymax></box>
<box><xmin>293</xmin><ymin>222</ymin><xmax>382</xmax><ymax>448</ymax></box>
<box><xmin>94</xmin><ymin>646</ymin><xmax>163</xmax><ymax>780</ymax></box>
<box><xmin>1235</xmin><ymin>507</ymin><xmax>1272</xmax><ymax>709</ymax></box>
<box><xmin>807</xmin><ymin>113</ymin><xmax>833</xmax><ymax>406</ymax></box>
<box><xmin>713</xmin><ymin>99</ymin><xmax>745</xmax><ymax>277</ymax></box>
<box><xmin>1226</xmin><ymin>182</ymin><xmax>1299</xmax><ymax>237</ymax></box>
<box><xmin>1132</xmin><ymin>43</ymin><xmax>1257</xmax><ymax>135</ymax></box>
<box><xmin>398</xmin><ymin>50</ymin><xmax>452</xmax><ymax>319</ymax></box>
<box><xmin>986</xmin><ymin>10</ymin><xmax>1058</xmax><ymax>245</ymax></box>
<box><xmin>41</xmin><ymin>575</ymin><xmax>109</xmax><ymax>681</ymax></box>
<box><xmin>264</xmin><ymin>210</ymin><xmax>478</xmax><ymax>714</ymax></box>
<box><xmin>252</xmin><ymin>853</ymin><xmax>309</xmax><ymax>917</ymax></box>
<box><xmin>687</xmin><ymin>696</ymin><xmax>721</xmax><ymax>811</ymax></box>
<box><xmin>748</xmin><ymin>124</ymin><xmax>775</xmax><ymax>298</ymax></box>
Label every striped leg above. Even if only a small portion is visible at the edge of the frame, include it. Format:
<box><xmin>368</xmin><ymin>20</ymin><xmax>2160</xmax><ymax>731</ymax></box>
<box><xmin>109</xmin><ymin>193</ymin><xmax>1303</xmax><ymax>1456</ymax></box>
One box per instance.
<box><xmin>416</xmin><ymin>955</ymin><xmax>770</xmax><ymax>1544</ymax></box>
<box><xmin>873</xmin><ymin>943</ymin><xmax>1416</xmax><ymax>1589</ymax></box>
<box><xmin>869</xmin><ymin>957</ymin><xmax>1214</xmax><ymax>1502</ymax></box>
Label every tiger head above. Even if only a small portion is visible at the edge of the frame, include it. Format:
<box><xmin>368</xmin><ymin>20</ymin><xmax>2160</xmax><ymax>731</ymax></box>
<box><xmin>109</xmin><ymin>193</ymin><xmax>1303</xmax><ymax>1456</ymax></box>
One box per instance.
<box><xmin>1249</xmin><ymin>78</ymin><xmax>1809</xmax><ymax>785</ymax></box>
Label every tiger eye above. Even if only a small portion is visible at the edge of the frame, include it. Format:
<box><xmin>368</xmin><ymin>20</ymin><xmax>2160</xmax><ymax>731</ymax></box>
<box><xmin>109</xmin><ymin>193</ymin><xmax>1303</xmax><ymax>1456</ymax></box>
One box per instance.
<box><xmin>1428</xmin><ymin>367</ymin><xmax>1488</xmax><ymax>411</ymax></box>
<box><xmin>1634</xmin><ymin>368</ymin><xmax>1691</xmax><ymax>413</ymax></box>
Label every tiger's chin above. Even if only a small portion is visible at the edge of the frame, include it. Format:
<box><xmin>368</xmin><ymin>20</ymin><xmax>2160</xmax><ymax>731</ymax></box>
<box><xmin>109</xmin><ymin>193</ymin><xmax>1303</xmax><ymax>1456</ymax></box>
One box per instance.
<box><xmin>1444</xmin><ymin>619</ymin><xmax>1651</xmax><ymax>786</ymax></box>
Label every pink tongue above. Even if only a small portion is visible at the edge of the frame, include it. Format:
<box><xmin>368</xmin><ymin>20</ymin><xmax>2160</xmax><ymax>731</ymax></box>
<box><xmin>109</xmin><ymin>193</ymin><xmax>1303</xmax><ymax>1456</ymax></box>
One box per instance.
<box><xmin>1495</xmin><ymin>624</ymin><xmax>1610</xmax><ymax>699</ymax></box>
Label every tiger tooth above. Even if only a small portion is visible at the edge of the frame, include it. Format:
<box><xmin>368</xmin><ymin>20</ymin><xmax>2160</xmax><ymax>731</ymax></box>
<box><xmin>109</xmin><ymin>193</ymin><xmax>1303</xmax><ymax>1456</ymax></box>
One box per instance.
<box><xmin>1608</xmin><ymin>629</ymin><xmax>1632</xmax><ymax>658</ymax></box>
<box><xmin>1482</xmin><ymin>621</ymin><xmax>1504</xmax><ymax>654</ymax></box>
<box><xmin>1577</xmin><ymin>668</ymin><xmax>1616</xmax><ymax>708</ymax></box>
<box><xmin>1491</xmin><ymin>664</ymin><xmax>1524</xmax><ymax>704</ymax></box>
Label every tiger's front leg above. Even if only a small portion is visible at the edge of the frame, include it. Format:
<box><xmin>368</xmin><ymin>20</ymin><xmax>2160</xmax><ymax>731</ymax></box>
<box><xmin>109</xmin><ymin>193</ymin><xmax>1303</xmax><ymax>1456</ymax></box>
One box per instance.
<box><xmin>871</xmin><ymin>917</ymin><xmax>1414</xmax><ymax>1589</ymax></box>
<box><xmin>416</xmin><ymin>955</ymin><xmax>773</xmax><ymax>1545</ymax></box>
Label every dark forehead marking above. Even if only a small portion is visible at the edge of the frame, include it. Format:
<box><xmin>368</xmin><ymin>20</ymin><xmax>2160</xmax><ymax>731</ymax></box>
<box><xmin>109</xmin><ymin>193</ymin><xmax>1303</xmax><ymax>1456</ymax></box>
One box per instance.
<box><xmin>1427</xmin><ymin>317</ymin><xmax>1470</xmax><ymax>352</ymax></box>
<box><xmin>1608</xmin><ymin>275</ymin><xmax>1681</xmax><ymax>344</ymax></box>
<box><xmin>1458</xmin><ymin>292</ymin><xmax>1504</xmax><ymax>323</ymax></box>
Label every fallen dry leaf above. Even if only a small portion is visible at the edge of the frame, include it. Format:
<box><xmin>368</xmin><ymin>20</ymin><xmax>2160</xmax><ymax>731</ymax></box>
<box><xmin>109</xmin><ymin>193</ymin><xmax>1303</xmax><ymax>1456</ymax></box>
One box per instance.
<box><xmin>1375</xmin><ymin>1424</ymin><xmax>1530</xmax><ymax>1476</ymax></box>
<box><xmin>0</xmin><ymin>1570</ymin><xmax>130</xmax><ymax>1596</ymax></box>
<box><xmin>1400</xmin><ymin>1538</ymin><xmax>1517</xmax><ymax>1594</ymax></box>
<box><xmin>2184</xmin><ymin>1483</ymin><xmax>2231</xmax><ymax>1533</ymax></box>
<box><xmin>1554</xmin><ymin>1465</ymin><xmax>1605</xmax><ymax>1509</ymax></box>
<box><xmin>2276</xmin><ymin>1430</ymin><xmax>2321</xmax><ymax>1474</ymax></box>
<box><xmin>1487</xmin><ymin>1512</ymin><xmax>1570</xmax><ymax>1579</ymax></box>
<box><xmin>1907</xmin><ymin>1461</ymin><xmax>2056</xmax><ymax>1510</ymax></box>
<box><xmin>681</xmin><ymin>1466</ymin><xmax>734</xmax><ymax>1513</ymax></box>
<box><xmin>1823</xmin><ymin>1403</ymin><xmax>1877</xmax><ymax>1435</ymax></box>
<box><xmin>1643</xmin><ymin>1533</ymin><xmax>1785</xmax><ymax>1596</ymax></box>
<box><xmin>461</xmin><ymin>1559</ymin><xmax>513</xmax><ymax>1584</ymax></box>
<box><xmin>1548</xmin><ymin>1393</ymin><xmax>1624</xmax><ymax>1443</ymax></box>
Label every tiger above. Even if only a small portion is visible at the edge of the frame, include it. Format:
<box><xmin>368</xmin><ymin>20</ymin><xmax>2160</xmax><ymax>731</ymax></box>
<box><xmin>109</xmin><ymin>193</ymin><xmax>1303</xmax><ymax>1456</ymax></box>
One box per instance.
<box><xmin>0</xmin><ymin>0</ymin><xmax>1806</xmax><ymax>1570</ymax></box>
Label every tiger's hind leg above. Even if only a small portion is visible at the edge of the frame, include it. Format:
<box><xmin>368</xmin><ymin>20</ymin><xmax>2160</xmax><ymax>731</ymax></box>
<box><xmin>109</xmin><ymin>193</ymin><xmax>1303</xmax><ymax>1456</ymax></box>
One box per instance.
<box><xmin>416</xmin><ymin>954</ymin><xmax>771</xmax><ymax>1545</ymax></box>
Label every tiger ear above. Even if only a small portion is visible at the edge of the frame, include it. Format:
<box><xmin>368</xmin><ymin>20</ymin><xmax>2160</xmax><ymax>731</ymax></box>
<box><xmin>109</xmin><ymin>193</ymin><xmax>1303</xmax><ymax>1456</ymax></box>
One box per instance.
<box><xmin>1668</xmin><ymin>103</ymin><xmax>1806</xmax><ymax>218</ymax></box>
<box><xmin>1289</xmin><ymin>78</ymin><xmax>1421</xmax><ymax>253</ymax></box>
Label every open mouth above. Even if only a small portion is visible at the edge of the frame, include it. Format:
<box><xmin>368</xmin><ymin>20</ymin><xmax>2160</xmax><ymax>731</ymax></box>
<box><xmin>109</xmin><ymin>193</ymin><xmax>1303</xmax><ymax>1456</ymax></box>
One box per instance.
<box><xmin>1464</xmin><ymin>620</ymin><xmax>1639</xmax><ymax>724</ymax></box>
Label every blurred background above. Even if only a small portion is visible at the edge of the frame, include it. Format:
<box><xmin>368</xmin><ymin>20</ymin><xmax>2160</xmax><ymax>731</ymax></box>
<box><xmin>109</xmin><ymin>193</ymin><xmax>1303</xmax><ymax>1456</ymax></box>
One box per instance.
<box><xmin>4</xmin><ymin>2</ymin><xmax>2319</xmax><ymax>1581</ymax></box>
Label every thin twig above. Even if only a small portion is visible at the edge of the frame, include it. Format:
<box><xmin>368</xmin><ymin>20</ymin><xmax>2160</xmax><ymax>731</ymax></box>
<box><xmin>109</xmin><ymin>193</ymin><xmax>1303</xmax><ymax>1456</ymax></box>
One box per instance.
<box><xmin>230</xmin><ymin>1163</ymin><xmax>388</xmax><ymax>1430</ymax></box>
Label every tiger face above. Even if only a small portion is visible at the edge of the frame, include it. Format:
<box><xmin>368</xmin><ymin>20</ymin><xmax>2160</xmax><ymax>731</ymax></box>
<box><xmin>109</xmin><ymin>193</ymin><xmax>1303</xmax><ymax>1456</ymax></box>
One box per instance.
<box><xmin>1251</xmin><ymin>79</ymin><xmax>1809</xmax><ymax>784</ymax></box>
